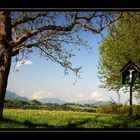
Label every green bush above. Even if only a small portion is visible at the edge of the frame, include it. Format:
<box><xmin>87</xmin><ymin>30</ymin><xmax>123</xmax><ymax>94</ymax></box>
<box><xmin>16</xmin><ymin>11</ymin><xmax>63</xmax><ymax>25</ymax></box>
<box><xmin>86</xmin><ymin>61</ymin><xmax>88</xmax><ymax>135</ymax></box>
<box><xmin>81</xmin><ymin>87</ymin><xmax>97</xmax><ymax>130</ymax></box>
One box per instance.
<box><xmin>133</xmin><ymin>105</ymin><xmax>140</xmax><ymax>116</ymax></box>
<box><xmin>96</xmin><ymin>105</ymin><xmax>112</xmax><ymax>114</ymax></box>
<box><xmin>96</xmin><ymin>104</ymin><xmax>129</xmax><ymax>114</ymax></box>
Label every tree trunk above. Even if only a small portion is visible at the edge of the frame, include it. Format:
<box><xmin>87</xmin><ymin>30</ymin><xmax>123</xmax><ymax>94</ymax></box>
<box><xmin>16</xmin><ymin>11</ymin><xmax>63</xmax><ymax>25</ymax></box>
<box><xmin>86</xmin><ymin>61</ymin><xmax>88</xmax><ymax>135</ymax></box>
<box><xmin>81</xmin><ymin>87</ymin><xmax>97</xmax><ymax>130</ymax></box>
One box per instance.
<box><xmin>0</xmin><ymin>56</ymin><xmax>11</xmax><ymax>119</ymax></box>
<box><xmin>0</xmin><ymin>11</ymin><xmax>12</xmax><ymax>119</ymax></box>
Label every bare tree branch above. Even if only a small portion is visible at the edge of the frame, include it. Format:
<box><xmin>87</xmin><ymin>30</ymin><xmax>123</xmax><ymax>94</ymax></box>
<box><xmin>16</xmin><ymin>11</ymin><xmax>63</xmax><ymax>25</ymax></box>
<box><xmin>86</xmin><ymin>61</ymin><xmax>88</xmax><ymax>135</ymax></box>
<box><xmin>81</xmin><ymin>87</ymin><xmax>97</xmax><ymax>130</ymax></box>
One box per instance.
<box><xmin>9</xmin><ymin>14</ymin><xmax>78</xmax><ymax>48</ymax></box>
<box><xmin>78</xmin><ymin>13</ymin><xmax>124</xmax><ymax>33</ymax></box>
<box><xmin>11</xmin><ymin>42</ymin><xmax>39</xmax><ymax>57</ymax></box>
<box><xmin>10</xmin><ymin>12</ymin><xmax>125</xmax><ymax>67</ymax></box>
<box><xmin>10</xmin><ymin>12</ymin><xmax>124</xmax><ymax>49</ymax></box>
<box><xmin>12</xmin><ymin>13</ymin><xmax>49</xmax><ymax>27</ymax></box>
<box><xmin>76</xmin><ymin>12</ymin><xmax>97</xmax><ymax>22</ymax></box>
<box><xmin>36</xmin><ymin>45</ymin><xmax>82</xmax><ymax>74</ymax></box>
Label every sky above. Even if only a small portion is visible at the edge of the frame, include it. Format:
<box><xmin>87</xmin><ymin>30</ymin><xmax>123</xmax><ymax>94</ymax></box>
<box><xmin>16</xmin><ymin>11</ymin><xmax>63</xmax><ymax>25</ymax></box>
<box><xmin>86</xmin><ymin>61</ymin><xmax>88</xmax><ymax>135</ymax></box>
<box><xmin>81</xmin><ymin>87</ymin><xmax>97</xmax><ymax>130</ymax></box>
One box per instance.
<box><xmin>7</xmin><ymin>20</ymin><xmax>138</xmax><ymax>104</ymax></box>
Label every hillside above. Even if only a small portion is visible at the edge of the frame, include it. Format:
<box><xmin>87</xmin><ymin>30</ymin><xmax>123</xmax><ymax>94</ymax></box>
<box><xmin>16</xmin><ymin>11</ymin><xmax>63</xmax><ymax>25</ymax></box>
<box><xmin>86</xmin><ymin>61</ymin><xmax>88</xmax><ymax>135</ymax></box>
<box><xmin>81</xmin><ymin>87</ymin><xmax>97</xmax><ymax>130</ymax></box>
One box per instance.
<box><xmin>5</xmin><ymin>91</ymin><xmax>30</xmax><ymax>102</ymax></box>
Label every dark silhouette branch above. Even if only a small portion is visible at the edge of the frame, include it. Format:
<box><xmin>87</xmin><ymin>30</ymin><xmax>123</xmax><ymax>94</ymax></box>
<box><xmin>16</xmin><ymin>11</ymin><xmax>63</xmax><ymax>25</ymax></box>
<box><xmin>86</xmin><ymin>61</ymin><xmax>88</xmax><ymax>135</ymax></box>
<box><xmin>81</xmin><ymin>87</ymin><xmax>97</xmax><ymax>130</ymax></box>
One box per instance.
<box><xmin>9</xmin><ymin>13</ymin><xmax>78</xmax><ymax>48</ymax></box>
<box><xmin>36</xmin><ymin>45</ymin><xmax>82</xmax><ymax>74</ymax></box>
<box><xmin>77</xmin><ymin>13</ymin><xmax>124</xmax><ymax>33</ymax></box>
<box><xmin>12</xmin><ymin>13</ymin><xmax>49</xmax><ymax>27</ymax></box>
<box><xmin>10</xmin><ymin>12</ymin><xmax>124</xmax><ymax>56</ymax></box>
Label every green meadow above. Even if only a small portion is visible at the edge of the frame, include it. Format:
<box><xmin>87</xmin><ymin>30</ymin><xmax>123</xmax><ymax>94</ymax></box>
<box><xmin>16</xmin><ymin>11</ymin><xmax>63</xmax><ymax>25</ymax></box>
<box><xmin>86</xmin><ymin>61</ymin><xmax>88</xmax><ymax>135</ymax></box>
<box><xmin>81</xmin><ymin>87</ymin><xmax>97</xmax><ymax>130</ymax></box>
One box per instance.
<box><xmin>1</xmin><ymin>109</ymin><xmax>140</xmax><ymax>129</ymax></box>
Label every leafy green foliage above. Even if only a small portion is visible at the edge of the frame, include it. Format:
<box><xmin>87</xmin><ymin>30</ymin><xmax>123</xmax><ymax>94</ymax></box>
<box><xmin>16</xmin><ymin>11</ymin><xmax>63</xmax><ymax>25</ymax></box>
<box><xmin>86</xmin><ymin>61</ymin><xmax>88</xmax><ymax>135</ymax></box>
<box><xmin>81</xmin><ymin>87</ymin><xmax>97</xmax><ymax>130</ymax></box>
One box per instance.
<box><xmin>98</xmin><ymin>12</ymin><xmax>140</xmax><ymax>92</ymax></box>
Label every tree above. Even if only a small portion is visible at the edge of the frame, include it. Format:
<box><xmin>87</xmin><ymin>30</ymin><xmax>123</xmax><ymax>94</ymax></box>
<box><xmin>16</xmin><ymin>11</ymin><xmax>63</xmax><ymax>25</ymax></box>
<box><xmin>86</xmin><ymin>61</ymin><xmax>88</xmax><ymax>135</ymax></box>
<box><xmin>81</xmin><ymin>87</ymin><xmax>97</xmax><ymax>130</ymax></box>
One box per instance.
<box><xmin>30</xmin><ymin>99</ymin><xmax>42</xmax><ymax>106</ymax></box>
<box><xmin>12</xmin><ymin>99</ymin><xmax>23</xmax><ymax>108</ymax></box>
<box><xmin>98</xmin><ymin>12</ymin><xmax>140</xmax><ymax>95</ymax></box>
<box><xmin>0</xmin><ymin>11</ymin><xmax>123</xmax><ymax>119</ymax></box>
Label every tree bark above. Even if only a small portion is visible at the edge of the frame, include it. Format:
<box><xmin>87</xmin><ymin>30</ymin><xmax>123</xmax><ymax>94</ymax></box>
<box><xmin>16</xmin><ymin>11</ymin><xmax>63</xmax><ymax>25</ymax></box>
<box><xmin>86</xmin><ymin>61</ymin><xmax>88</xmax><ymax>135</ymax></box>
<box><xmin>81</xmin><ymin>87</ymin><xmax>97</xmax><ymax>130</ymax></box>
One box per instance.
<box><xmin>0</xmin><ymin>53</ymin><xmax>11</xmax><ymax>119</ymax></box>
<box><xmin>0</xmin><ymin>11</ymin><xmax>12</xmax><ymax>119</ymax></box>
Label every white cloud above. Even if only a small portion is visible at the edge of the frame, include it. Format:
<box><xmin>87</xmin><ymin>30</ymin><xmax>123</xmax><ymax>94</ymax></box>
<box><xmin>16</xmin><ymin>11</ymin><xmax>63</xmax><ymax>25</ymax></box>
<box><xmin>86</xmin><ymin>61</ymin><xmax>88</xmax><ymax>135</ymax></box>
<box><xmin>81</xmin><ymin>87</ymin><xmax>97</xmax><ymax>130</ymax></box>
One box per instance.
<box><xmin>30</xmin><ymin>91</ymin><xmax>45</xmax><ymax>99</ymax></box>
<box><xmin>30</xmin><ymin>91</ymin><xmax>54</xmax><ymax>99</ymax></box>
<box><xmin>16</xmin><ymin>60</ymin><xmax>32</xmax><ymax>69</ymax></box>
<box><xmin>47</xmin><ymin>92</ymin><xmax>54</xmax><ymax>97</ymax></box>
<box><xmin>90</xmin><ymin>91</ymin><xmax>104</xmax><ymax>101</ymax></box>
<box><xmin>77</xmin><ymin>94</ymin><xmax>84</xmax><ymax>99</ymax></box>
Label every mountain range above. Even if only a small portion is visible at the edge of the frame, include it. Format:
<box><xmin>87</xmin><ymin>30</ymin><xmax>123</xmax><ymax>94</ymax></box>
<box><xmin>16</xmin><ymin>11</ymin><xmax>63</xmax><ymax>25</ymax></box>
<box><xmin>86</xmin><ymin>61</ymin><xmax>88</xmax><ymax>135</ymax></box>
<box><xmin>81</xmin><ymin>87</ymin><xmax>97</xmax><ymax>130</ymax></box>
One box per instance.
<box><xmin>5</xmin><ymin>90</ymin><xmax>110</xmax><ymax>106</ymax></box>
<box><xmin>75</xmin><ymin>100</ymin><xmax>110</xmax><ymax>106</ymax></box>
<box><xmin>5</xmin><ymin>90</ymin><xmax>66</xmax><ymax>104</ymax></box>
<box><xmin>5</xmin><ymin>90</ymin><xmax>30</xmax><ymax>102</ymax></box>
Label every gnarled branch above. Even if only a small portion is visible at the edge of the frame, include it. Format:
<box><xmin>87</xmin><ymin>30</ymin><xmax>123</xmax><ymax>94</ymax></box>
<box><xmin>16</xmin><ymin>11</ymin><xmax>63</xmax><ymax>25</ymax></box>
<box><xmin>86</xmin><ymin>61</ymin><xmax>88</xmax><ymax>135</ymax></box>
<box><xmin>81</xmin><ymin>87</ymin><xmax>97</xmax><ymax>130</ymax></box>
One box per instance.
<box><xmin>12</xmin><ymin>13</ymin><xmax>49</xmax><ymax>27</ymax></box>
<box><xmin>10</xmin><ymin>13</ymin><xmax>78</xmax><ymax>48</ymax></box>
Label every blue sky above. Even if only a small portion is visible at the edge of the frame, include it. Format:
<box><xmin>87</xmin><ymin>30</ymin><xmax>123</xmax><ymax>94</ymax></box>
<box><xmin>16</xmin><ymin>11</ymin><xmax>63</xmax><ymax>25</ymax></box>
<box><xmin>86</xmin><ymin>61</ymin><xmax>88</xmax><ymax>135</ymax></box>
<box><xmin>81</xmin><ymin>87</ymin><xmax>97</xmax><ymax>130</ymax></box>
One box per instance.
<box><xmin>7</xmin><ymin>24</ymin><xmax>137</xmax><ymax>104</ymax></box>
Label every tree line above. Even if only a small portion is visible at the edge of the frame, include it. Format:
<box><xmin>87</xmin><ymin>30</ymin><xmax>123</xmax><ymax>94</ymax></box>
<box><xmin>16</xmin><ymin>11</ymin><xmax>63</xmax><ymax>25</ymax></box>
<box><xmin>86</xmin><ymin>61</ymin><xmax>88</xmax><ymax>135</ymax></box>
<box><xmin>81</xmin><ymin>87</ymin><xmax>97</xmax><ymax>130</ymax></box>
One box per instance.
<box><xmin>4</xmin><ymin>99</ymin><xmax>97</xmax><ymax>112</ymax></box>
<box><xmin>4</xmin><ymin>98</ymin><xmax>140</xmax><ymax>115</ymax></box>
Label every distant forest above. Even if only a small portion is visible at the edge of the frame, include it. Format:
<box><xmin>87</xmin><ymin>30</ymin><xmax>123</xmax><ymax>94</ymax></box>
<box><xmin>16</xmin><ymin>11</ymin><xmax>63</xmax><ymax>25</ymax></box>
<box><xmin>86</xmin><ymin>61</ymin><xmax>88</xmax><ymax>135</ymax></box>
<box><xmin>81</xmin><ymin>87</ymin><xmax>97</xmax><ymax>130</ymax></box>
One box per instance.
<box><xmin>4</xmin><ymin>98</ymin><xmax>98</xmax><ymax>113</ymax></box>
<box><xmin>4</xmin><ymin>90</ymin><xmax>107</xmax><ymax>113</ymax></box>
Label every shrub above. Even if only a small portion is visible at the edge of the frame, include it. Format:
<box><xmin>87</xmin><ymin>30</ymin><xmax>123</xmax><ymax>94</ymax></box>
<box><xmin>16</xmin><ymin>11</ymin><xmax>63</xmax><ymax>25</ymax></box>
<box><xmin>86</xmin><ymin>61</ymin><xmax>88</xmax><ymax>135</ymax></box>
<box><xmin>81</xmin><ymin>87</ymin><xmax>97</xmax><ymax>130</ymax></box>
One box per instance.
<box><xmin>96</xmin><ymin>104</ymin><xmax>129</xmax><ymax>114</ymax></box>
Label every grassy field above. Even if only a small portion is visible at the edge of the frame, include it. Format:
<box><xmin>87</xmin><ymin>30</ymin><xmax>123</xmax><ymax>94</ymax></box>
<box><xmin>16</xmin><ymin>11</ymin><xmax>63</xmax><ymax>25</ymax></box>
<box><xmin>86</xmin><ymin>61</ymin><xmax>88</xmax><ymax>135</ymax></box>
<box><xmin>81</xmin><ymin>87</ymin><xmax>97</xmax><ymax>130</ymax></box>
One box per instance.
<box><xmin>1</xmin><ymin>109</ymin><xmax>140</xmax><ymax>129</ymax></box>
